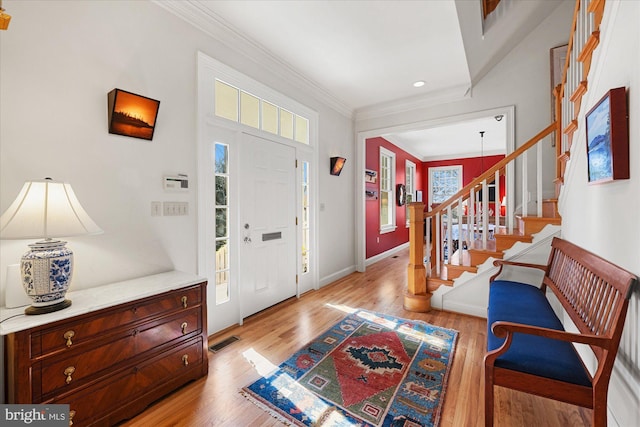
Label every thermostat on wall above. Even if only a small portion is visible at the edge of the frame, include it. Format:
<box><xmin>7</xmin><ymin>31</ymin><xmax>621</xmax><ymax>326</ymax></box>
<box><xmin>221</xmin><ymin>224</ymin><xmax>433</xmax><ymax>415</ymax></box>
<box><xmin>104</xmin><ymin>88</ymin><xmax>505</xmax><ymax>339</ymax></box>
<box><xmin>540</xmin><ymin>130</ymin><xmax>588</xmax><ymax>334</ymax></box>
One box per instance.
<box><xmin>164</xmin><ymin>174</ymin><xmax>189</xmax><ymax>191</ymax></box>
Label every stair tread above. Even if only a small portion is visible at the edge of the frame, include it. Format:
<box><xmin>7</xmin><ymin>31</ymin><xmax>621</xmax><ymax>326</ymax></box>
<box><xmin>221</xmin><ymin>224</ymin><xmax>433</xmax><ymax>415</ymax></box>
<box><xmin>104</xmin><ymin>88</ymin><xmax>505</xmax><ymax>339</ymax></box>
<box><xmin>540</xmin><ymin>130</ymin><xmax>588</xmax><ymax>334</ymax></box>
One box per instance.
<box><xmin>427</xmin><ymin>276</ymin><xmax>454</xmax><ymax>290</ymax></box>
<box><xmin>447</xmin><ymin>264</ymin><xmax>478</xmax><ymax>271</ymax></box>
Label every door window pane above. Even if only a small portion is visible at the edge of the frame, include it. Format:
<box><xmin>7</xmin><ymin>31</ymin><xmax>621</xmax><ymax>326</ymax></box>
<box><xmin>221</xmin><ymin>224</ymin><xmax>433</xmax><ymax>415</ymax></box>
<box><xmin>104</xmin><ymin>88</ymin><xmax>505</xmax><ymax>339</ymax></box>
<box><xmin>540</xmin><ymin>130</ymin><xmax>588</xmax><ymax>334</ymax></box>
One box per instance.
<box><xmin>295</xmin><ymin>115</ymin><xmax>309</xmax><ymax>144</ymax></box>
<box><xmin>240</xmin><ymin>91</ymin><xmax>260</xmax><ymax>128</ymax></box>
<box><xmin>262</xmin><ymin>100</ymin><xmax>278</xmax><ymax>134</ymax></box>
<box><xmin>215</xmin><ymin>176</ymin><xmax>227</xmax><ymax>206</ymax></box>
<box><xmin>215</xmin><ymin>208</ymin><xmax>227</xmax><ymax>238</ymax></box>
<box><xmin>215</xmin><ymin>80</ymin><xmax>238</xmax><ymax>122</ymax></box>
<box><xmin>215</xmin><ymin>144</ymin><xmax>228</xmax><ymax>173</ymax></box>
<box><xmin>280</xmin><ymin>109</ymin><xmax>294</xmax><ymax>139</ymax></box>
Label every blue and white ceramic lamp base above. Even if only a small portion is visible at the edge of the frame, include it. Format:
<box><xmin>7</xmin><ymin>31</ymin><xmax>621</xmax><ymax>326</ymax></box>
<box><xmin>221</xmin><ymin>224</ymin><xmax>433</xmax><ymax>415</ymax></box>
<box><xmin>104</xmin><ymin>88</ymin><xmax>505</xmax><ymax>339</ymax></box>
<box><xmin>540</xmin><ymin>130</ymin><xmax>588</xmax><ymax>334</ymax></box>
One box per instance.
<box><xmin>21</xmin><ymin>239</ymin><xmax>73</xmax><ymax>315</ymax></box>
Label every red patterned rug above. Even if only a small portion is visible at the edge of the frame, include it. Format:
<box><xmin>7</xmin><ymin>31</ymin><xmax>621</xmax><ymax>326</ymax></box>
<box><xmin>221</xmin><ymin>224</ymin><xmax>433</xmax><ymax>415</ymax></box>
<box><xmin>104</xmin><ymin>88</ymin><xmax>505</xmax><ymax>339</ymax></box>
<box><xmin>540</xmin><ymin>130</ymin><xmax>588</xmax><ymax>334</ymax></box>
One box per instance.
<box><xmin>242</xmin><ymin>310</ymin><xmax>458</xmax><ymax>426</ymax></box>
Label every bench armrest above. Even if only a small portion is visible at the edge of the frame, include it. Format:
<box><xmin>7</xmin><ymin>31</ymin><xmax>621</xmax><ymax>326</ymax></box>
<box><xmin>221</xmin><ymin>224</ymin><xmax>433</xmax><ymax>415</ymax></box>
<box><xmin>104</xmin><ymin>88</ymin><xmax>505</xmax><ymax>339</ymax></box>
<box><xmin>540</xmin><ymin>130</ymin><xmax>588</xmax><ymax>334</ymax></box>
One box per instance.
<box><xmin>490</xmin><ymin>260</ymin><xmax>548</xmax><ymax>282</ymax></box>
<box><xmin>485</xmin><ymin>320</ymin><xmax>611</xmax><ymax>365</ymax></box>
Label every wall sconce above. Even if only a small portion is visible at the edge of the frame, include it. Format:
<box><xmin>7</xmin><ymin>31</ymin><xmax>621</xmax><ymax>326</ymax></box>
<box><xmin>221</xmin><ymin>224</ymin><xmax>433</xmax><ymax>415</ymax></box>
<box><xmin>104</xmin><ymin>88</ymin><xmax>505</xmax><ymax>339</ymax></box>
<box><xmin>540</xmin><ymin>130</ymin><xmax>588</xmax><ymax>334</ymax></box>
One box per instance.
<box><xmin>0</xmin><ymin>0</ymin><xmax>11</xmax><ymax>30</ymax></box>
<box><xmin>330</xmin><ymin>157</ymin><xmax>346</xmax><ymax>176</ymax></box>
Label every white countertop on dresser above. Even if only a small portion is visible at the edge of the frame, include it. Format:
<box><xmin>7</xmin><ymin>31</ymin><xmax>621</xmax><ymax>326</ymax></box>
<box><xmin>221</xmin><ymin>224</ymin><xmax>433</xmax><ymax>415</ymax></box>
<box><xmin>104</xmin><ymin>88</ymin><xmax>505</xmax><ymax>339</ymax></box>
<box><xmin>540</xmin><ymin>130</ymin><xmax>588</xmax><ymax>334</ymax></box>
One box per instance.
<box><xmin>0</xmin><ymin>270</ymin><xmax>206</xmax><ymax>335</ymax></box>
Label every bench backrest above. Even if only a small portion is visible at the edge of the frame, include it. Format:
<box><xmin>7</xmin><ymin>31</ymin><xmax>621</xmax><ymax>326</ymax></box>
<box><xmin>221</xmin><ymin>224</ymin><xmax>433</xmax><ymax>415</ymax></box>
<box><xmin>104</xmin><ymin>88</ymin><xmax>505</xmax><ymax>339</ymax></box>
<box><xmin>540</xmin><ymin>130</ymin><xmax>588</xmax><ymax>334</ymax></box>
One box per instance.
<box><xmin>543</xmin><ymin>237</ymin><xmax>638</xmax><ymax>364</ymax></box>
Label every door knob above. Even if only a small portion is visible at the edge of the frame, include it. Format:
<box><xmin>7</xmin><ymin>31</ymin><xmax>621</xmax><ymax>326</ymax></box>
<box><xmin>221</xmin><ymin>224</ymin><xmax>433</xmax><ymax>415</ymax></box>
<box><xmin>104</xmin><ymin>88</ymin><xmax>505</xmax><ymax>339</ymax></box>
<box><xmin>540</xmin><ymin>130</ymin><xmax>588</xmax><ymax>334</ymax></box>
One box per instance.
<box><xmin>244</xmin><ymin>223</ymin><xmax>250</xmax><ymax>229</ymax></box>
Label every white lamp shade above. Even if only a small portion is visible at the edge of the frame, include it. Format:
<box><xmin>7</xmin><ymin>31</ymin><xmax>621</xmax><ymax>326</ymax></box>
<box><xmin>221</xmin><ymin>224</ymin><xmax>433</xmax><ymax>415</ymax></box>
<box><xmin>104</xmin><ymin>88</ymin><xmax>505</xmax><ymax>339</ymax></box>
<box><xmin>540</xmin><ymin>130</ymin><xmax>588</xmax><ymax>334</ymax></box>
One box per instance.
<box><xmin>0</xmin><ymin>180</ymin><xmax>103</xmax><ymax>239</ymax></box>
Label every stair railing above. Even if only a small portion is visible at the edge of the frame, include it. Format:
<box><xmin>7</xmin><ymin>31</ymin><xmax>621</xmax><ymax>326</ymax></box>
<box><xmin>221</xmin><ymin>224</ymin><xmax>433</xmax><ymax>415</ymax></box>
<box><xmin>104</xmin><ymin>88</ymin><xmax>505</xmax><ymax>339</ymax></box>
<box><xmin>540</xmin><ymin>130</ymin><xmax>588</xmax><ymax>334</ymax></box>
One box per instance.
<box><xmin>556</xmin><ymin>0</ymin><xmax>605</xmax><ymax>190</ymax></box>
<box><xmin>423</xmin><ymin>123</ymin><xmax>556</xmax><ymax>278</ymax></box>
<box><xmin>405</xmin><ymin>0</ymin><xmax>608</xmax><ymax>312</ymax></box>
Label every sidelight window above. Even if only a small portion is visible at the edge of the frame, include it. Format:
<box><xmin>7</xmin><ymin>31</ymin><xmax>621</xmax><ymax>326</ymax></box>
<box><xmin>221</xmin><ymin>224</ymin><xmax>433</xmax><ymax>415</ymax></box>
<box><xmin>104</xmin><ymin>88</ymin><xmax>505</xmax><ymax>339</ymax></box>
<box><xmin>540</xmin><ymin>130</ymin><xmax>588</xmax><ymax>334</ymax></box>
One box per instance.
<box><xmin>215</xmin><ymin>143</ymin><xmax>230</xmax><ymax>304</ymax></box>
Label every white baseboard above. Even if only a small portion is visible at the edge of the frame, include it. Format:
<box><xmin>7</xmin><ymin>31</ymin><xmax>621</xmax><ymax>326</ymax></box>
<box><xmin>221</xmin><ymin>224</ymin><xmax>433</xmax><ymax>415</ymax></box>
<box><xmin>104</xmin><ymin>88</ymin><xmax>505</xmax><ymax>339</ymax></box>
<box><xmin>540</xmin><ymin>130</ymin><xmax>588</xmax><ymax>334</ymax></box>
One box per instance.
<box><xmin>442</xmin><ymin>300</ymin><xmax>487</xmax><ymax>318</ymax></box>
<box><xmin>365</xmin><ymin>242</ymin><xmax>410</xmax><ymax>267</ymax></box>
<box><xmin>607</xmin><ymin>360</ymin><xmax>640</xmax><ymax>427</ymax></box>
<box><xmin>319</xmin><ymin>265</ymin><xmax>357</xmax><ymax>288</ymax></box>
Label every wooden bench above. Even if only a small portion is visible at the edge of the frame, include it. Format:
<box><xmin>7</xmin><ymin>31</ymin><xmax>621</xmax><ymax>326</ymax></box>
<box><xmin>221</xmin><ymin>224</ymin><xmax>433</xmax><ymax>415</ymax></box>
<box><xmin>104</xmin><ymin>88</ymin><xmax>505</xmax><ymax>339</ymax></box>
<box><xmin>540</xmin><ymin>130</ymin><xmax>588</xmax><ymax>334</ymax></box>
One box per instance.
<box><xmin>484</xmin><ymin>237</ymin><xmax>638</xmax><ymax>427</ymax></box>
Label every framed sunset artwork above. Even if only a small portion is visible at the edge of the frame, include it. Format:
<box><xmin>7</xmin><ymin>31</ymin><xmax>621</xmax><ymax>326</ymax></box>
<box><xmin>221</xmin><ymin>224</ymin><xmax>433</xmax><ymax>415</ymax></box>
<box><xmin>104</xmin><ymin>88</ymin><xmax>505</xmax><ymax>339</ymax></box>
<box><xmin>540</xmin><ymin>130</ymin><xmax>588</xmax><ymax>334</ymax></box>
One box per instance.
<box><xmin>108</xmin><ymin>89</ymin><xmax>160</xmax><ymax>141</ymax></box>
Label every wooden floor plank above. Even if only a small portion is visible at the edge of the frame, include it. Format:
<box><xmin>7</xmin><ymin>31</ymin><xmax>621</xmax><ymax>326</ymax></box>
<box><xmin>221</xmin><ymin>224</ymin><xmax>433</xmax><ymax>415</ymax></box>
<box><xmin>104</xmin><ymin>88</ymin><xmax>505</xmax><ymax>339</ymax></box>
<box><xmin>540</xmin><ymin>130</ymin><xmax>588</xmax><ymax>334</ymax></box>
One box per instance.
<box><xmin>121</xmin><ymin>249</ymin><xmax>591</xmax><ymax>427</ymax></box>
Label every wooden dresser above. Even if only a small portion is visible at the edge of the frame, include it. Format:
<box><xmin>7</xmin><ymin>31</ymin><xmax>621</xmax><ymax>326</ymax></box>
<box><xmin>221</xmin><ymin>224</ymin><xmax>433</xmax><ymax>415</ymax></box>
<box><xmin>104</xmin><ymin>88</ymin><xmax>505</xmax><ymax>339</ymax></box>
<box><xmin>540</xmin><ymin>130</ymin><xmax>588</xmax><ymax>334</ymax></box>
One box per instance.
<box><xmin>1</xmin><ymin>271</ymin><xmax>208</xmax><ymax>426</ymax></box>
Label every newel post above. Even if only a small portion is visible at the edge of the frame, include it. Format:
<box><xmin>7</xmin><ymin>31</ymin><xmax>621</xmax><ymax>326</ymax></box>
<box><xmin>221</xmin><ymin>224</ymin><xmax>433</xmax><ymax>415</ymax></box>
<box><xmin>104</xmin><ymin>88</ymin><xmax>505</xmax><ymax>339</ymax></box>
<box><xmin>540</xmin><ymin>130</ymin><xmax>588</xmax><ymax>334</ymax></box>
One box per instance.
<box><xmin>404</xmin><ymin>202</ymin><xmax>431</xmax><ymax>312</ymax></box>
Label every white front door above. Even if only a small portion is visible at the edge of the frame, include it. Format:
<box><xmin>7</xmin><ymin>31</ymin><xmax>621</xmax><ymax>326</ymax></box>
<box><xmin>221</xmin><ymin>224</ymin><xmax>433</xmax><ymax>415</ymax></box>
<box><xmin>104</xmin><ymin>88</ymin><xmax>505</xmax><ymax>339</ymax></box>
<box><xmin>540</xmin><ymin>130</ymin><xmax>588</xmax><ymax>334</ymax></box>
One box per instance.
<box><xmin>239</xmin><ymin>133</ymin><xmax>297</xmax><ymax>317</ymax></box>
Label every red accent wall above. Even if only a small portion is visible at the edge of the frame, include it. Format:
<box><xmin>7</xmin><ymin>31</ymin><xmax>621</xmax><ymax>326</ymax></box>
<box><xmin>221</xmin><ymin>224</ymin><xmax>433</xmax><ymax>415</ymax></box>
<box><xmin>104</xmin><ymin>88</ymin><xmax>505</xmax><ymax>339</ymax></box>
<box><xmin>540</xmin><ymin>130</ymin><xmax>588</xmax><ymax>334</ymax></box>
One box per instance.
<box><xmin>365</xmin><ymin>137</ymin><xmax>424</xmax><ymax>259</ymax></box>
<box><xmin>365</xmin><ymin>146</ymin><xmax>507</xmax><ymax>260</ymax></box>
<box><xmin>423</xmin><ymin>155</ymin><xmax>506</xmax><ymax>212</ymax></box>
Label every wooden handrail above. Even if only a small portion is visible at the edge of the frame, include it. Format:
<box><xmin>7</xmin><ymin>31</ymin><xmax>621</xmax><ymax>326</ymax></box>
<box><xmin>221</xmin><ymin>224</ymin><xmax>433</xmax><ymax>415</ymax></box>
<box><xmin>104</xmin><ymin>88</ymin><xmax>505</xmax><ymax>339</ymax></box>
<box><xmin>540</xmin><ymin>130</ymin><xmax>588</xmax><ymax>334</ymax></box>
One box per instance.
<box><xmin>424</xmin><ymin>121</ymin><xmax>557</xmax><ymax>219</ymax></box>
<box><xmin>560</xmin><ymin>0</ymin><xmax>582</xmax><ymax>100</ymax></box>
<box><xmin>406</xmin><ymin>0</ymin><xmax>605</xmax><ymax>314</ymax></box>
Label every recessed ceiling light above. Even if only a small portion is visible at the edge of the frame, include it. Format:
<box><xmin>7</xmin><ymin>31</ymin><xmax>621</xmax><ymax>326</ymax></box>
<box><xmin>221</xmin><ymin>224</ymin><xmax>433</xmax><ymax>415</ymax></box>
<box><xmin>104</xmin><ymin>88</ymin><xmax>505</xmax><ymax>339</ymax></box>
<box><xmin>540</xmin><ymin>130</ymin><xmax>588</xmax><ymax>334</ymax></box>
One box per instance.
<box><xmin>413</xmin><ymin>80</ymin><xmax>426</xmax><ymax>88</ymax></box>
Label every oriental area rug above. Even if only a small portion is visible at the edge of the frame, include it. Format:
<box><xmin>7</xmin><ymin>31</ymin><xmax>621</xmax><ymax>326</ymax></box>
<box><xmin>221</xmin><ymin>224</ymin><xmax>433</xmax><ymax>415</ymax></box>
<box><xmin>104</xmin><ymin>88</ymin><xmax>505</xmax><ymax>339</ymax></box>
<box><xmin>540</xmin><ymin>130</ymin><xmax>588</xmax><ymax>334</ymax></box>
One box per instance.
<box><xmin>241</xmin><ymin>310</ymin><xmax>458</xmax><ymax>426</ymax></box>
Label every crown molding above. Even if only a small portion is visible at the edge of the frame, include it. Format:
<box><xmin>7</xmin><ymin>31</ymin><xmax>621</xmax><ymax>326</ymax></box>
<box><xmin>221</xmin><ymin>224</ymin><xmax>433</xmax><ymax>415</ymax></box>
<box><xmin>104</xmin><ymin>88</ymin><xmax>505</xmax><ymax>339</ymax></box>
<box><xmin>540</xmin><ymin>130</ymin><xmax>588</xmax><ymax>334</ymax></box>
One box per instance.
<box><xmin>354</xmin><ymin>84</ymin><xmax>472</xmax><ymax>122</ymax></box>
<box><xmin>383</xmin><ymin>133</ymin><xmax>504</xmax><ymax>163</ymax></box>
<box><xmin>153</xmin><ymin>0</ymin><xmax>354</xmax><ymax>119</ymax></box>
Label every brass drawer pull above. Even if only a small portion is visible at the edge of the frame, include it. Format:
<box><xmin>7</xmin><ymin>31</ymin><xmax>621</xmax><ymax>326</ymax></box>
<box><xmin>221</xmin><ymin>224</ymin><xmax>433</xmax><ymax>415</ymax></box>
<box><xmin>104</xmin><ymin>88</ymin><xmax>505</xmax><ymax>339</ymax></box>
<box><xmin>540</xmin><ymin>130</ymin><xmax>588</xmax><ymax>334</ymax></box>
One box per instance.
<box><xmin>182</xmin><ymin>354</ymin><xmax>189</xmax><ymax>366</ymax></box>
<box><xmin>64</xmin><ymin>366</ymin><xmax>76</xmax><ymax>384</ymax></box>
<box><xmin>181</xmin><ymin>295</ymin><xmax>188</xmax><ymax>308</ymax></box>
<box><xmin>69</xmin><ymin>410</ymin><xmax>76</xmax><ymax>426</ymax></box>
<box><xmin>64</xmin><ymin>330</ymin><xmax>75</xmax><ymax>347</ymax></box>
<box><xmin>181</xmin><ymin>322</ymin><xmax>188</xmax><ymax>334</ymax></box>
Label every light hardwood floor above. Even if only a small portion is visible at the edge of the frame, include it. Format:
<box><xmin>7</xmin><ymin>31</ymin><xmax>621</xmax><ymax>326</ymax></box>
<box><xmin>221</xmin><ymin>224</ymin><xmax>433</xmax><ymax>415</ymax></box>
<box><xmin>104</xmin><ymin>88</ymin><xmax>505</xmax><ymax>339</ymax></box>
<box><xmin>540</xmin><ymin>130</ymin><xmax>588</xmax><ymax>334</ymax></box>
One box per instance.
<box><xmin>122</xmin><ymin>249</ymin><xmax>591</xmax><ymax>427</ymax></box>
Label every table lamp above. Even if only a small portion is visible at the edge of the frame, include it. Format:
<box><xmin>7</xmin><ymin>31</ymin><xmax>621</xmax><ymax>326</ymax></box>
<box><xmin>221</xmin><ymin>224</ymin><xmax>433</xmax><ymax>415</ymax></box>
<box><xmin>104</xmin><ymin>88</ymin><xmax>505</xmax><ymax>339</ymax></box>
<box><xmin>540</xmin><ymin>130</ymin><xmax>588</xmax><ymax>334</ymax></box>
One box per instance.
<box><xmin>0</xmin><ymin>178</ymin><xmax>103</xmax><ymax>314</ymax></box>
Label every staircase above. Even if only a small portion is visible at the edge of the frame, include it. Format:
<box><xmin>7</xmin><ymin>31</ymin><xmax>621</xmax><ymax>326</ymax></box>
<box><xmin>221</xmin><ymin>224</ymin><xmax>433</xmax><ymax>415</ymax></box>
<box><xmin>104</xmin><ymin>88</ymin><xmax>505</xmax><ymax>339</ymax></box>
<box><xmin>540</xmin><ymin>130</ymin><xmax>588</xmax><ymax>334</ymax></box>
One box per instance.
<box><xmin>404</xmin><ymin>0</ymin><xmax>606</xmax><ymax>313</ymax></box>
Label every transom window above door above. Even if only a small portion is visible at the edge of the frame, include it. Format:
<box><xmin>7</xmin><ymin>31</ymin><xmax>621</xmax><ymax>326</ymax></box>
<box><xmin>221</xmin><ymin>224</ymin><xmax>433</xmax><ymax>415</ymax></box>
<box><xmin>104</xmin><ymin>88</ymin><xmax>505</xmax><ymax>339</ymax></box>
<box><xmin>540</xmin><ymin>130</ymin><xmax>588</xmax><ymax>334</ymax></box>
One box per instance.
<box><xmin>214</xmin><ymin>79</ymin><xmax>309</xmax><ymax>144</ymax></box>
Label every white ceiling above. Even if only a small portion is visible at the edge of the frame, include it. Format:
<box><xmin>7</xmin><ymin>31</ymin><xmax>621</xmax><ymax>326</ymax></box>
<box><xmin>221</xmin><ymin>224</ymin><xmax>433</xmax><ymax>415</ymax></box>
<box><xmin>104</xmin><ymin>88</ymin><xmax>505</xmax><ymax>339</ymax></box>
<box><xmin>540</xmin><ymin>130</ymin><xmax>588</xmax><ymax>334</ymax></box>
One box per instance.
<box><xmin>188</xmin><ymin>0</ymin><xmax>471</xmax><ymax>112</ymax></box>
<box><xmin>157</xmin><ymin>0</ymin><xmax>562</xmax><ymax>160</ymax></box>
<box><xmin>384</xmin><ymin>114</ymin><xmax>507</xmax><ymax>162</ymax></box>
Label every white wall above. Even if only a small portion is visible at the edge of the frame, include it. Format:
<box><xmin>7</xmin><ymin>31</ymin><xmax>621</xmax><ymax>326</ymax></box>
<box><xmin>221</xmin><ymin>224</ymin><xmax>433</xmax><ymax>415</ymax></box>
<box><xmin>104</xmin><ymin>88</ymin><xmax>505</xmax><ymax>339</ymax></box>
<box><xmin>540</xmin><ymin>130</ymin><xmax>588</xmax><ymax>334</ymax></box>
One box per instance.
<box><xmin>356</xmin><ymin>0</ymin><xmax>574</xmax><ymax>205</ymax></box>
<box><xmin>559</xmin><ymin>1</ymin><xmax>640</xmax><ymax>425</ymax></box>
<box><xmin>0</xmin><ymin>1</ymin><xmax>355</xmax><ymax>302</ymax></box>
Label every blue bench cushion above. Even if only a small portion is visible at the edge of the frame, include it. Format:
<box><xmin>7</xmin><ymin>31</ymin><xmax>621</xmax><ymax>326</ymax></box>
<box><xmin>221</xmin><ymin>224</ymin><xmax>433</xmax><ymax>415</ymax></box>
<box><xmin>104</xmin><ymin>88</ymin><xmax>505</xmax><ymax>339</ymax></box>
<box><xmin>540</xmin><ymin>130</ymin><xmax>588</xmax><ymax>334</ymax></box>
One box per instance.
<box><xmin>487</xmin><ymin>280</ymin><xmax>592</xmax><ymax>387</ymax></box>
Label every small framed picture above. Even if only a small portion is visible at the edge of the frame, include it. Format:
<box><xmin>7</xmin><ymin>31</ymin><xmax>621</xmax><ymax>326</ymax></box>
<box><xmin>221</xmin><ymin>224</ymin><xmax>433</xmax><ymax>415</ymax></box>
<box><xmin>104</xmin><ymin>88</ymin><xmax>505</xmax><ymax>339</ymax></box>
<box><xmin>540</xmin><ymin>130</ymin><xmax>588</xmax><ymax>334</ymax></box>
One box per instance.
<box><xmin>108</xmin><ymin>89</ymin><xmax>160</xmax><ymax>141</ymax></box>
<box><xmin>585</xmin><ymin>87</ymin><xmax>629</xmax><ymax>184</ymax></box>
<box><xmin>365</xmin><ymin>169</ymin><xmax>377</xmax><ymax>184</ymax></box>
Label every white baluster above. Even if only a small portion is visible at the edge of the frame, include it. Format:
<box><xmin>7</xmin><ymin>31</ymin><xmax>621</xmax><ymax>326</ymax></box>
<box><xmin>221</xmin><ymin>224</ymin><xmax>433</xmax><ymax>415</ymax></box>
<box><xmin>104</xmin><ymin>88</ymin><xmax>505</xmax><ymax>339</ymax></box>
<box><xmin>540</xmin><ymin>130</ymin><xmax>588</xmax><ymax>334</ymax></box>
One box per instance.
<box><xmin>537</xmin><ymin>139</ymin><xmax>543</xmax><ymax>217</ymax></box>
<box><xmin>435</xmin><ymin>213</ymin><xmax>441</xmax><ymax>276</ymax></box>
<box><xmin>522</xmin><ymin>151</ymin><xmax>528</xmax><ymax>217</ymax></box>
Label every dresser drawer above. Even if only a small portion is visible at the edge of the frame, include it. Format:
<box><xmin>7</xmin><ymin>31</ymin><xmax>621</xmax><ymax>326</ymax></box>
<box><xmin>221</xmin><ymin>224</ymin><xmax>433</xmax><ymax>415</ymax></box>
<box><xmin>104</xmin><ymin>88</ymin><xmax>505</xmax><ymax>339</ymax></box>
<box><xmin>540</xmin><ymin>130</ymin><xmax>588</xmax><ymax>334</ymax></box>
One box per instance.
<box><xmin>31</xmin><ymin>285</ymin><xmax>203</xmax><ymax>357</ymax></box>
<box><xmin>56</xmin><ymin>337</ymin><xmax>204</xmax><ymax>427</ymax></box>
<box><xmin>5</xmin><ymin>277</ymin><xmax>208</xmax><ymax>425</ymax></box>
<box><xmin>37</xmin><ymin>307</ymin><xmax>202</xmax><ymax>398</ymax></box>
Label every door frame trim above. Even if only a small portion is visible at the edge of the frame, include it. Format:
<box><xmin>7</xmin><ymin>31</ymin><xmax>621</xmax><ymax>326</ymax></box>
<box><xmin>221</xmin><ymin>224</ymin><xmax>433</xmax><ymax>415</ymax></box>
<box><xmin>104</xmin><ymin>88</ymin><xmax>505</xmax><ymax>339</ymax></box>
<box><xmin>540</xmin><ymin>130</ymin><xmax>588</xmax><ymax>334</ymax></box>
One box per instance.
<box><xmin>355</xmin><ymin>105</ymin><xmax>515</xmax><ymax>272</ymax></box>
<box><xmin>197</xmin><ymin>52</ymin><xmax>319</xmax><ymax>334</ymax></box>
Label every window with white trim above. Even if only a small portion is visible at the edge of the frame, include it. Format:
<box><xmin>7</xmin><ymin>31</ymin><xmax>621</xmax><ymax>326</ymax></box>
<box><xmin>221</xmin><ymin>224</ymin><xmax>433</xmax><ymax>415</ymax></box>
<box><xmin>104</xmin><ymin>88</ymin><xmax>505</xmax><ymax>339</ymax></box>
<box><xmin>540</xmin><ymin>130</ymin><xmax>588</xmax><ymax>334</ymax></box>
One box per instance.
<box><xmin>214</xmin><ymin>143</ymin><xmax>230</xmax><ymax>305</ymax></box>
<box><xmin>405</xmin><ymin>160</ymin><xmax>416</xmax><ymax>227</ymax></box>
<box><xmin>380</xmin><ymin>147</ymin><xmax>396</xmax><ymax>233</ymax></box>
<box><xmin>429</xmin><ymin>165</ymin><xmax>462</xmax><ymax>206</ymax></box>
<box><xmin>301</xmin><ymin>161</ymin><xmax>310</xmax><ymax>274</ymax></box>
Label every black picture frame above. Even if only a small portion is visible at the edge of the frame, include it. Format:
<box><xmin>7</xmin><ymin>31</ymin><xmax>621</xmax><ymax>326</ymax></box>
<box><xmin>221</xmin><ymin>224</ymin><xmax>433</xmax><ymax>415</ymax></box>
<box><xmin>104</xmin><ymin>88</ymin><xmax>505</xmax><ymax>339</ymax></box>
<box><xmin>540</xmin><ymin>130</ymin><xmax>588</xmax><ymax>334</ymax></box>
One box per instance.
<box><xmin>330</xmin><ymin>157</ymin><xmax>346</xmax><ymax>176</ymax></box>
<box><xmin>108</xmin><ymin>88</ymin><xmax>160</xmax><ymax>141</ymax></box>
